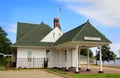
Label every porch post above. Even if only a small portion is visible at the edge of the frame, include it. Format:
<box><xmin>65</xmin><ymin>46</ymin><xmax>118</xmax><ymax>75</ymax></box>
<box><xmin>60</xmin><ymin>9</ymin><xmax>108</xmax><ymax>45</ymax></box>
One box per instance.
<box><xmin>75</xmin><ymin>45</ymin><xmax>79</xmax><ymax>73</ymax></box>
<box><xmin>78</xmin><ymin>49</ymin><xmax>81</xmax><ymax>69</ymax></box>
<box><xmin>98</xmin><ymin>46</ymin><xmax>104</xmax><ymax>73</ymax></box>
<box><xmin>54</xmin><ymin>49</ymin><xmax>56</xmax><ymax>68</ymax></box>
<box><xmin>60</xmin><ymin>49</ymin><xmax>62</xmax><ymax>69</ymax></box>
<box><xmin>86</xmin><ymin>48</ymin><xmax>91</xmax><ymax>71</ymax></box>
<box><xmin>66</xmin><ymin>49</ymin><xmax>69</xmax><ymax>71</ymax></box>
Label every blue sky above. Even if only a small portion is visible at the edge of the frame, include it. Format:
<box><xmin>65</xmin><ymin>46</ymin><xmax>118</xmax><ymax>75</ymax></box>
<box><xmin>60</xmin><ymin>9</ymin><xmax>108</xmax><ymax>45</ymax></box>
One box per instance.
<box><xmin>0</xmin><ymin>0</ymin><xmax>120</xmax><ymax>57</ymax></box>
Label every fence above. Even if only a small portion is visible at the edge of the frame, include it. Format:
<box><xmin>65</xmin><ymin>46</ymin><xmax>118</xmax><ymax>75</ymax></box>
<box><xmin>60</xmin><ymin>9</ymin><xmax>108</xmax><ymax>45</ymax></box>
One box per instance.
<box><xmin>17</xmin><ymin>58</ymin><xmax>48</xmax><ymax>68</ymax></box>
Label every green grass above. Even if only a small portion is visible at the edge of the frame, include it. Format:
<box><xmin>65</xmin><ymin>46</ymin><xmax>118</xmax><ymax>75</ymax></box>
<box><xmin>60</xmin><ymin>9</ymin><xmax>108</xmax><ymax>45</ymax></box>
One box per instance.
<box><xmin>46</xmin><ymin>68</ymin><xmax>120</xmax><ymax>78</ymax></box>
<box><xmin>72</xmin><ymin>74</ymin><xmax>120</xmax><ymax>78</ymax></box>
<box><xmin>0</xmin><ymin>67</ymin><xmax>6</xmax><ymax>71</ymax></box>
<box><xmin>47</xmin><ymin>68</ymin><xmax>68</xmax><ymax>75</ymax></box>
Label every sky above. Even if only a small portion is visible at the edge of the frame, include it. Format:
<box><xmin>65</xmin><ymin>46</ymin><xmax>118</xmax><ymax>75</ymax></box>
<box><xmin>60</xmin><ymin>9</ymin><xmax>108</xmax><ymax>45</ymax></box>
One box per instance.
<box><xmin>0</xmin><ymin>0</ymin><xmax>120</xmax><ymax>57</ymax></box>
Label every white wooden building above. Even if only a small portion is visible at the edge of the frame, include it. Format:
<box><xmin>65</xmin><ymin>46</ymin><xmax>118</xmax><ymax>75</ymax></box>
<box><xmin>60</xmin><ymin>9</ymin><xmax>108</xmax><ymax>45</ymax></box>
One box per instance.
<box><xmin>12</xmin><ymin>18</ymin><xmax>111</xmax><ymax>73</ymax></box>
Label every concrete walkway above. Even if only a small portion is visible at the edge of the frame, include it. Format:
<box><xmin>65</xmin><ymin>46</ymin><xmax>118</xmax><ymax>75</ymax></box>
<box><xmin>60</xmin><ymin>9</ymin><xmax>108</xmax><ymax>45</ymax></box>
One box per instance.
<box><xmin>0</xmin><ymin>69</ymin><xmax>63</xmax><ymax>78</ymax></box>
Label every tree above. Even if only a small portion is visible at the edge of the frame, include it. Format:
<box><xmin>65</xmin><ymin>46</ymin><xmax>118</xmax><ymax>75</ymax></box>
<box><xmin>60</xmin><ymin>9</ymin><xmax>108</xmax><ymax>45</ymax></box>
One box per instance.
<box><xmin>80</xmin><ymin>49</ymin><xmax>93</xmax><ymax>58</ymax></box>
<box><xmin>118</xmin><ymin>49</ymin><xmax>120</xmax><ymax>58</ymax></box>
<box><xmin>96</xmin><ymin>45</ymin><xmax>116</xmax><ymax>63</ymax></box>
<box><xmin>0</xmin><ymin>26</ymin><xmax>12</xmax><ymax>54</ymax></box>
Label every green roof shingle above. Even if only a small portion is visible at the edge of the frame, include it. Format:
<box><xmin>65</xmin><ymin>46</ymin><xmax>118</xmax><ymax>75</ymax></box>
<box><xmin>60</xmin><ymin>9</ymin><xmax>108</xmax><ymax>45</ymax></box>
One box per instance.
<box><xmin>14</xmin><ymin>22</ymin><xmax>53</xmax><ymax>47</ymax></box>
<box><xmin>55</xmin><ymin>21</ymin><xmax>111</xmax><ymax>45</ymax></box>
<box><xmin>17</xmin><ymin>22</ymin><xmax>37</xmax><ymax>40</ymax></box>
<box><xmin>13</xmin><ymin>21</ymin><xmax>111</xmax><ymax>47</ymax></box>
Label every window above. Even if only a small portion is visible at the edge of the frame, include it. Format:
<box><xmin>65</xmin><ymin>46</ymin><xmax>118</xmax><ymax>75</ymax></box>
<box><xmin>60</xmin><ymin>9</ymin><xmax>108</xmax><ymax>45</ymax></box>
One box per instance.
<box><xmin>53</xmin><ymin>33</ymin><xmax>55</xmax><ymax>38</ymax></box>
<box><xmin>59</xmin><ymin>33</ymin><xmax>61</xmax><ymax>37</ymax></box>
<box><xmin>65</xmin><ymin>50</ymin><xmax>67</xmax><ymax>61</ymax></box>
<box><xmin>46</xmin><ymin>50</ymin><xmax>50</xmax><ymax>61</ymax></box>
<box><xmin>28</xmin><ymin>50</ymin><xmax>32</xmax><ymax>62</ymax></box>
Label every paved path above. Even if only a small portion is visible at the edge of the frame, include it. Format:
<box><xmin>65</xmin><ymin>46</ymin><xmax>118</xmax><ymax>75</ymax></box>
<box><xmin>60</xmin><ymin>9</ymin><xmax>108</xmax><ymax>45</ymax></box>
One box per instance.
<box><xmin>0</xmin><ymin>69</ymin><xmax>63</xmax><ymax>78</ymax></box>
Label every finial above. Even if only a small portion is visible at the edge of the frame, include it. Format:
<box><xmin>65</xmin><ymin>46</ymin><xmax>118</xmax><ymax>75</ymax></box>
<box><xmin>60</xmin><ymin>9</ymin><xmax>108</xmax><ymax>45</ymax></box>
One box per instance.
<box><xmin>40</xmin><ymin>21</ymin><xmax>45</xmax><ymax>25</ymax></box>
<box><xmin>87</xmin><ymin>19</ymin><xmax>89</xmax><ymax>22</ymax></box>
<box><xmin>41</xmin><ymin>21</ymin><xmax>44</xmax><ymax>24</ymax></box>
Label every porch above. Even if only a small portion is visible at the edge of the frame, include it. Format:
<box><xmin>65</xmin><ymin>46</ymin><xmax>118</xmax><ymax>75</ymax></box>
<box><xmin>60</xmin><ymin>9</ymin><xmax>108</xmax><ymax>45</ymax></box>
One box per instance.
<box><xmin>54</xmin><ymin>41</ymin><xmax>105</xmax><ymax>73</ymax></box>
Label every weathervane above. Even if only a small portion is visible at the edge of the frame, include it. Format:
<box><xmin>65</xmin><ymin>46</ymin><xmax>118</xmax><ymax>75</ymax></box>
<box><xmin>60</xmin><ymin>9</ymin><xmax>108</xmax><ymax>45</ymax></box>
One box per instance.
<box><xmin>57</xmin><ymin>6</ymin><xmax>61</xmax><ymax>18</ymax></box>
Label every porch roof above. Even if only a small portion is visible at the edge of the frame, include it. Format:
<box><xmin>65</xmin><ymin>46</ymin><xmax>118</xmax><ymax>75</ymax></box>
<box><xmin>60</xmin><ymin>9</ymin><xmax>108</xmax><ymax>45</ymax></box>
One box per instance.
<box><xmin>54</xmin><ymin>21</ymin><xmax>111</xmax><ymax>47</ymax></box>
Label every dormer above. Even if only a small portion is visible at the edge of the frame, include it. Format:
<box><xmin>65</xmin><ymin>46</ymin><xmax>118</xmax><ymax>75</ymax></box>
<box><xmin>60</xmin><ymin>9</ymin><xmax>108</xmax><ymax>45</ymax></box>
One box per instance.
<box><xmin>40</xmin><ymin>27</ymin><xmax>63</xmax><ymax>42</ymax></box>
<box><xmin>40</xmin><ymin>18</ymin><xmax>63</xmax><ymax>42</ymax></box>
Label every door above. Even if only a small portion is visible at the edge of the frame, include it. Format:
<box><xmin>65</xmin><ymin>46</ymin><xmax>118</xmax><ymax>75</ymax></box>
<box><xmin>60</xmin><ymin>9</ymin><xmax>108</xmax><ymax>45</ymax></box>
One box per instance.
<box><xmin>44</xmin><ymin>50</ymin><xmax>50</xmax><ymax>68</ymax></box>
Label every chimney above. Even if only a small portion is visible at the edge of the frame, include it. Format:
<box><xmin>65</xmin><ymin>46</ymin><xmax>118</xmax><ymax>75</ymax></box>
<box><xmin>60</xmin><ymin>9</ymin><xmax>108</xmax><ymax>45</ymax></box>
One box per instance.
<box><xmin>54</xmin><ymin>18</ymin><xmax>60</xmax><ymax>28</ymax></box>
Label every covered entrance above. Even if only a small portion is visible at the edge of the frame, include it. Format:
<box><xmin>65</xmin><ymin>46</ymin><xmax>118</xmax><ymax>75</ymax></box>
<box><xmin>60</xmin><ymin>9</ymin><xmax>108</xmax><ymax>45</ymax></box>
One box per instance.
<box><xmin>55</xmin><ymin>42</ymin><xmax>105</xmax><ymax>73</ymax></box>
<box><xmin>54</xmin><ymin>21</ymin><xmax>111</xmax><ymax>73</ymax></box>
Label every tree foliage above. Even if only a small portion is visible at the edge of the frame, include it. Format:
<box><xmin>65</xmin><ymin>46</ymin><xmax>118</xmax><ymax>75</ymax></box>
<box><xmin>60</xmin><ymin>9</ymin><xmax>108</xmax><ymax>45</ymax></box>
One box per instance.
<box><xmin>0</xmin><ymin>26</ymin><xmax>12</xmax><ymax>54</ymax></box>
<box><xmin>0</xmin><ymin>57</ymin><xmax>7</xmax><ymax>66</ymax></box>
<box><xmin>96</xmin><ymin>45</ymin><xmax>116</xmax><ymax>62</ymax></box>
<box><xmin>80</xmin><ymin>49</ymin><xmax>93</xmax><ymax>58</ymax></box>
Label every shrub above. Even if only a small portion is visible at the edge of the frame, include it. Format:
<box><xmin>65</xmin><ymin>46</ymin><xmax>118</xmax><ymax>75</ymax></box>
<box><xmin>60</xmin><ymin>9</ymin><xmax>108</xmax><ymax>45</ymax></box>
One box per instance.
<box><xmin>0</xmin><ymin>57</ymin><xmax>7</xmax><ymax>66</ymax></box>
<box><xmin>0</xmin><ymin>56</ymin><xmax>12</xmax><ymax>68</ymax></box>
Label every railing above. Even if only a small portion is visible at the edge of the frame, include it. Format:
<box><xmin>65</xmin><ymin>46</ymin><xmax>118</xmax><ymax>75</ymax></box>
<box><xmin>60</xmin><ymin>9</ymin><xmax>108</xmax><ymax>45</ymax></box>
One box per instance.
<box><xmin>17</xmin><ymin>58</ymin><xmax>48</xmax><ymax>68</ymax></box>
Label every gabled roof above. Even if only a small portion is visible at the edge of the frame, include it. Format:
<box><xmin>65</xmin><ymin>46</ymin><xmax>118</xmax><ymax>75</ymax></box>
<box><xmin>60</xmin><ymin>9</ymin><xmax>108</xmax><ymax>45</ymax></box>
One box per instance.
<box><xmin>13</xmin><ymin>21</ymin><xmax>111</xmax><ymax>47</ymax></box>
<box><xmin>14</xmin><ymin>22</ymin><xmax>53</xmax><ymax>47</ymax></box>
<box><xmin>17</xmin><ymin>22</ymin><xmax>37</xmax><ymax>40</ymax></box>
<box><xmin>55</xmin><ymin>21</ymin><xmax>111</xmax><ymax>45</ymax></box>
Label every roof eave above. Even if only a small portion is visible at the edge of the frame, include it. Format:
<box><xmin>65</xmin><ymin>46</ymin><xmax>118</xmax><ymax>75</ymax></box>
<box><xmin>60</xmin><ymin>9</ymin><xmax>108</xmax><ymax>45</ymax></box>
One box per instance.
<box><xmin>54</xmin><ymin>41</ymin><xmax>111</xmax><ymax>48</ymax></box>
<box><xmin>11</xmin><ymin>45</ymin><xmax>53</xmax><ymax>49</ymax></box>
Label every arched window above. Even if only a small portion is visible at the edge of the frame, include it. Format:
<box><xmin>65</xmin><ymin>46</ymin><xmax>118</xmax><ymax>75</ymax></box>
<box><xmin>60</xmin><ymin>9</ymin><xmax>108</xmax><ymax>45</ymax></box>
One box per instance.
<box><xmin>46</xmin><ymin>50</ymin><xmax>50</xmax><ymax>61</ymax></box>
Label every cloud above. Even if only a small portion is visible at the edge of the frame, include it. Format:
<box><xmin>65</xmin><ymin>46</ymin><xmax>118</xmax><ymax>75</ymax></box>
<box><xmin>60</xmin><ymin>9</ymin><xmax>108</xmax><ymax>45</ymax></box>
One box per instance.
<box><xmin>7</xmin><ymin>24</ymin><xmax>17</xmax><ymax>33</ymax></box>
<box><xmin>110</xmin><ymin>43</ymin><xmax>120</xmax><ymax>57</ymax></box>
<box><xmin>57</xmin><ymin>0</ymin><xmax>120</xmax><ymax>27</ymax></box>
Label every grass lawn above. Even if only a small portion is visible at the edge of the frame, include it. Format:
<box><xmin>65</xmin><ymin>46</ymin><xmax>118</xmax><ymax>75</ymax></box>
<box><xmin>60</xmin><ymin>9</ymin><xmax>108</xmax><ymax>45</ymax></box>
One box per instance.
<box><xmin>72</xmin><ymin>74</ymin><xmax>120</xmax><ymax>78</ymax></box>
<box><xmin>0</xmin><ymin>66</ymin><xmax>6</xmax><ymax>71</ymax></box>
<box><xmin>46</xmin><ymin>68</ymin><xmax>120</xmax><ymax>78</ymax></box>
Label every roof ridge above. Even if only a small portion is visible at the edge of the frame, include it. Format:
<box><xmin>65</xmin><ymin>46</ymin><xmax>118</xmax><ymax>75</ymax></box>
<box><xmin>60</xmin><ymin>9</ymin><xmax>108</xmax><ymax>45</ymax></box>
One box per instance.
<box><xmin>72</xmin><ymin>22</ymin><xmax>88</xmax><ymax>41</ymax></box>
<box><xmin>18</xmin><ymin>22</ymin><xmax>39</xmax><ymax>25</ymax></box>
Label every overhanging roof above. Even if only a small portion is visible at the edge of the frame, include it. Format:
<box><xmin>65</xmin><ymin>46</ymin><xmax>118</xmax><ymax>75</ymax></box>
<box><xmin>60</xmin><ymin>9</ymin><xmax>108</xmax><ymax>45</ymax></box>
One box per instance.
<box><xmin>12</xmin><ymin>21</ymin><xmax>111</xmax><ymax>48</ymax></box>
<box><xmin>55</xmin><ymin>21</ymin><xmax>111</xmax><ymax>46</ymax></box>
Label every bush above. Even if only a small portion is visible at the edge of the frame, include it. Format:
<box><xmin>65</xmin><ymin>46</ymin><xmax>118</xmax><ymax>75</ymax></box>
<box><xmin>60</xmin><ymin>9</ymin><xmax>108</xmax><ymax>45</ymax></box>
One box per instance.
<box><xmin>0</xmin><ymin>57</ymin><xmax>11</xmax><ymax>68</ymax></box>
<box><xmin>0</xmin><ymin>57</ymin><xmax>7</xmax><ymax>66</ymax></box>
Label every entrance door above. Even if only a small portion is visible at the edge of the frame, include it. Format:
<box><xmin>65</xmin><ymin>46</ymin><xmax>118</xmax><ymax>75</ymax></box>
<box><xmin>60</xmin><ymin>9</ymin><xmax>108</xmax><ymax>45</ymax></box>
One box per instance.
<box><xmin>44</xmin><ymin>50</ymin><xmax>50</xmax><ymax>68</ymax></box>
<box><xmin>44</xmin><ymin>58</ymin><xmax>48</xmax><ymax>68</ymax></box>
